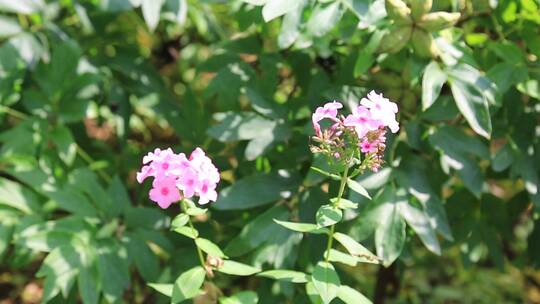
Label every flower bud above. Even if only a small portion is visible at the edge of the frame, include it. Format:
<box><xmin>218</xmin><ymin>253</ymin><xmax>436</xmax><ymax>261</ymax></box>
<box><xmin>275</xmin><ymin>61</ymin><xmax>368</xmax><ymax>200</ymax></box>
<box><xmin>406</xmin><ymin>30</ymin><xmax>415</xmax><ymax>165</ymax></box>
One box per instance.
<box><xmin>409</xmin><ymin>0</ymin><xmax>432</xmax><ymax>21</ymax></box>
<box><xmin>411</xmin><ymin>29</ymin><xmax>438</xmax><ymax>58</ymax></box>
<box><xmin>378</xmin><ymin>26</ymin><xmax>412</xmax><ymax>54</ymax></box>
<box><xmin>385</xmin><ymin>0</ymin><xmax>412</xmax><ymax>24</ymax></box>
<box><xmin>418</xmin><ymin>12</ymin><xmax>461</xmax><ymax>32</ymax></box>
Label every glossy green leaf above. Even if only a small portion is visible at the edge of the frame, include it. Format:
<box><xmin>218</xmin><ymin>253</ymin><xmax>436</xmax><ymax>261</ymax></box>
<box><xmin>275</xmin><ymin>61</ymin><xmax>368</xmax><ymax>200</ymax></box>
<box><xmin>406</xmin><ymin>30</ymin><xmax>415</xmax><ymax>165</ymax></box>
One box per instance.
<box><xmin>196</xmin><ymin>238</ymin><xmax>227</xmax><ymax>258</ymax></box>
<box><xmin>374</xmin><ymin>189</ymin><xmax>406</xmax><ymax>267</ymax></box>
<box><xmin>258</xmin><ymin>269</ymin><xmax>309</xmax><ymax>283</ymax></box>
<box><xmin>216</xmin><ymin>260</ymin><xmax>260</xmax><ymax>276</ymax></box>
<box><xmin>142</xmin><ymin>0</ymin><xmax>164</xmax><ymax>31</ymax></box>
<box><xmin>316</xmin><ymin>204</ymin><xmax>342</xmax><ymax>228</ymax></box>
<box><xmin>148</xmin><ymin>283</ymin><xmax>173</xmax><ymax>297</ymax></box>
<box><xmin>274</xmin><ymin>219</ymin><xmax>329</xmax><ymax>234</ymax></box>
<box><xmin>219</xmin><ymin>291</ymin><xmax>258</xmax><ymax>304</ymax></box>
<box><xmin>346</xmin><ymin>179</ymin><xmax>371</xmax><ymax>199</ymax></box>
<box><xmin>422</xmin><ymin>61</ymin><xmax>447</xmax><ymax>110</ymax></box>
<box><xmin>333</xmin><ymin>232</ymin><xmax>379</xmax><ymax>264</ymax></box>
<box><xmin>262</xmin><ymin>0</ymin><xmax>302</xmax><ymax>22</ymax></box>
<box><xmin>311</xmin><ymin>261</ymin><xmax>340</xmax><ymax>304</ymax></box>
<box><xmin>172</xmin><ymin>266</ymin><xmax>206</xmax><ymax>303</ymax></box>
<box><xmin>337</xmin><ymin>285</ymin><xmax>372</xmax><ymax>304</ymax></box>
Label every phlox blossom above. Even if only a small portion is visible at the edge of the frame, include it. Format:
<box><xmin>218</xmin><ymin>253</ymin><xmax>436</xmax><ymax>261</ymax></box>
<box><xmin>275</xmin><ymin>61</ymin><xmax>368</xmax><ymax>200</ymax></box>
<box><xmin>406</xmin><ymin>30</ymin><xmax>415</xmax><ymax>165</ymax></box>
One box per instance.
<box><xmin>343</xmin><ymin>105</ymin><xmax>380</xmax><ymax>138</ymax></box>
<box><xmin>137</xmin><ymin>147</ymin><xmax>220</xmax><ymax>208</ymax></box>
<box><xmin>360</xmin><ymin>90</ymin><xmax>399</xmax><ymax>133</ymax></box>
<box><xmin>312</xmin><ymin>101</ymin><xmax>343</xmax><ymax>136</ymax></box>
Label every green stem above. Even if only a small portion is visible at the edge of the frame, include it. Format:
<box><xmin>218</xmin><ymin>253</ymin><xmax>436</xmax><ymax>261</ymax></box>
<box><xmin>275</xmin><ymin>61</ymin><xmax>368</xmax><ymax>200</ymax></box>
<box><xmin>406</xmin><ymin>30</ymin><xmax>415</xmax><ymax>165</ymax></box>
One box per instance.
<box><xmin>182</xmin><ymin>200</ymin><xmax>206</xmax><ymax>269</ymax></box>
<box><xmin>325</xmin><ymin>165</ymin><xmax>349</xmax><ymax>263</ymax></box>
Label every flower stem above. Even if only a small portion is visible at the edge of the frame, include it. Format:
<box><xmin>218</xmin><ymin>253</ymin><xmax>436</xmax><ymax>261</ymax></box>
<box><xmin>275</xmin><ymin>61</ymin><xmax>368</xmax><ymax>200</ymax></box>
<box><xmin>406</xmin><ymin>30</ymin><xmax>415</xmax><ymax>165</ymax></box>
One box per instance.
<box><xmin>182</xmin><ymin>200</ymin><xmax>206</xmax><ymax>269</ymax></box>
<box><xmin>325</xmin><ymin>165</ymin><xmax>349</xmax><ymax>263</ymax></box>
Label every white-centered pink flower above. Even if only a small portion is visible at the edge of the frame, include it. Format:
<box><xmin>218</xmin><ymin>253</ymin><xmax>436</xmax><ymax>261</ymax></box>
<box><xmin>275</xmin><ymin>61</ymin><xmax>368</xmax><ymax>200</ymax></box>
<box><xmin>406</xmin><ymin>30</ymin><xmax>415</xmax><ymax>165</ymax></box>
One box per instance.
<box><xmin>360</xmin><ymin>90</ymin><xmax>399</xmax><ymax>133</ymax></box>
<box><xmin>312</xmin><ymin>101</ymin><xmax>343</xmax><ymax>136</ymax></box>
<box><xmin>137</xmin><ymin>147</ymin><xmax>220</xmax><ymax>208</ymax></box>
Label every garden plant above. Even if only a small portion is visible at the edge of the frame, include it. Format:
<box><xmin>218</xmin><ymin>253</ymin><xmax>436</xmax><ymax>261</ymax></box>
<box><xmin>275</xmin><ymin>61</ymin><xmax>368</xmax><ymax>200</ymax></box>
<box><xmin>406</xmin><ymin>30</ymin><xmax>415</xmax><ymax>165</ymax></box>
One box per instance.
<box><xmin>0</xmin><ymin>0</ymin><xmax>539</xmax><ymax>303</ymax></box>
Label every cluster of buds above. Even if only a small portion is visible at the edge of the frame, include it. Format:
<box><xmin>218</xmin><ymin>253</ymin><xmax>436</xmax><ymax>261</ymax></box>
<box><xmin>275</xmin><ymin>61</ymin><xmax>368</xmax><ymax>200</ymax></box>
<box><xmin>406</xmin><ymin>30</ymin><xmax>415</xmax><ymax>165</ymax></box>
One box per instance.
<box><xmin>137</xmin><ymin>147</ymin><xmax>220</xmax><ymax>208</ymax></box>
<box><xmin>310</xmin><ymin>91</ymin><xmax>399</xmax><ymax>172</ymax></box>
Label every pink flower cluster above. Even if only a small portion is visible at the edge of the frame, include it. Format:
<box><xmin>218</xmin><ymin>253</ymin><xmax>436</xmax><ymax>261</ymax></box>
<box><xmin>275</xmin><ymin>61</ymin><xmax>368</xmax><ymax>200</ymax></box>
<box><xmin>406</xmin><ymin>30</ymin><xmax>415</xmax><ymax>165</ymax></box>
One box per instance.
<box><xmin>311</xmin><ymin>91</ymin><xmax>399</xmax><ymax>172</ymax></box>
<box><xmin>137</xmin><ymin>147</ymin><xmax>220</xmax><ymax>209</ymax></box>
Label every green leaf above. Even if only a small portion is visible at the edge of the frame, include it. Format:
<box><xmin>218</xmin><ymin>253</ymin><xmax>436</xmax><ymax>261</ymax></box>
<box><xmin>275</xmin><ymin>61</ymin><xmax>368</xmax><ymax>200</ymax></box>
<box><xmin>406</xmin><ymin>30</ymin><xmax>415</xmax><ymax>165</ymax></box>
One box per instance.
<box><xmin>422</xmin><ymin>61</ymin><xmax>447</xmax><ymax>110</ymax></box>
<box><xmin>274</xmin><ymin>219</ymin><xmax>329</xmax><ymax>234</ymax></box>
<box><xmin>0</xmin><ymin>16</ymin><xmax>22</xmax><ymax>38</ymax></box>
<box><xmin>492</xmin><ymin>143</ymin><xmax>515</xmax><ymax>172</ymax></box>
<box><xmin>306</xmin><ymin>281</ymin><xmax>323</xmax><ymax>304</ymax></box>
<box><xmin>332</xmin><ymin>197</ymin><xmax>358</xmax><ymax>210</ymax></box>
<box><xmin>225</xmin><ymin>205</ymin><xmax>288</xmax><ymax>257</ymax></box>
<box><xmin>257</xmin><ymin>270</ymin><xmax>309</xmax><ymax>283</ymax></box>
<box><xmin>346</xmin><ymin>179</ymin><xmax>371</xmax><ymax>199</ymax></box>
<box><xmin>316</xmin><ymin>204</ymin><xmax>342</xmax><ymax>228</ymax></box>
<box><xmin>447</xmin><ymin>64</ymin><xmax>493</xmax><ymax>138</ymax></box>
<box><xmin>196</xmin><ymin>238</ymin><xmax>227</xmax><ymax>258</ymax></box>
<box><xmin>311</xmin><ymin>261</ymin><xmax>340</xmax><ymax>304</ymax></box>
<box><xmin>397</xmin><ymin>200</ymin><xmax>441</xmax><ymax>255</ymax></box>
<box><xmin>306</xmin><ymin>2</ymin><xmax>344</xmax><ymax>37</ymax></box>
<box><xmin>216</xmin><ymin>260</ymin><xmax>260</xmax><ymax>276</ymax></box>
<box><xmin>36</xmin><ymin>245</ymin><xmax>80</xmax><ymax>301</ymax></box>
<box><xmin>333</xmin><ymin>232</ymin><xmax>379</xmax><ymax>264</ymax></box>
<box><xmin>0</xmin><ymin>177</ymin><xmax>40</xmax><ymax>214</ymax></box>
<box><xmin>127</xmin><ymin>233</ymin><xmax>160</xmax><ymax>281</ymax></box>
<box><xmin>173</xmin><ymin>226</ymin><xmax>199</xmax><ymax>239</ymax></box>
<box><xmin>326</xmin><ymin>249</ymin><xmax>358</xmax><ymax>267</ymax></box>
<box><xmin>395</xmin><ymin>156</ymin><xmax>453</xmax><ymax>241</ymax></box>
<box><xmin>277</xmin><ymin>2</ymin><xmax>303</xmax><ymax>49</ymax></box>
<box><xmin>262</xmin><ymin>0</ymin><xmax>302</xmax><ymax>22</ymax></box>
<box><xmin>214</xmin><ymin>171</ymin><xmax>299</xmax><ymax>210</ymax></box>
<box><xmin>171</xmin><ymin>213</ymin><xmax>189</xmax><ymax>229</ymax></box>
<box><xmin>148</xmin><ymin>283</ymin><xmax>173</xmax><ymax>297</ymax></box>
<box><xmin>337</xmin><ymin>285</ymin><xmax>372</xmax><ymax>304</ymax></box>
<box><xmin>97</xmin><ymin>245</ymin><xmax>130</xmax><ymax>302</ymax></box>
<box><xmin>219</xmin><ymin>291</ymin><xmax>258</xmax><ymax>304</ymax></box>
<box><xmin>0</xmin><ymin>0</ymin><xmax>44</xmax><ymax>14</ymax></box>
<box><xmin>50</xmin><ymin>125</ymin><xmax>77</xmax><ymax>166</ymax></box>
<box><xmin>142</xmin><ymin>0</ymin><xmax>164</xmax><ymax>31</ymax></box>
<box><xmin>78</xmin><ymin>263</ymin><xmax>100</xmax><ymax>304</ymax></box>
<box><xmin>172</xmin><ymin>266</ymin><xmax>206</xmax><ymax>303</ymax></box>
<box><xmin>374</xmin><ymin>189</ymin><xmax>406</xmax><ymax>267</ymax></box>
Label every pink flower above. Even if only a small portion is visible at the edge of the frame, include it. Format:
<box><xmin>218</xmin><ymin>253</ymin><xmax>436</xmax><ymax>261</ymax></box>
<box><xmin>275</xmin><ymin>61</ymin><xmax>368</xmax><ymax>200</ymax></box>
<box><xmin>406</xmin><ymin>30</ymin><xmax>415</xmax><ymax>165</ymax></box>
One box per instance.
<box><xmin>343</xmin><ymin>105</ymin><xmax>380</xmax><ymax>138</ymax></box>
<box><xmin>137</xmin><ymin>147</ymin><xmax>221</xmax><ymax>207</ymax></box>
<box><xmin>197</xmin><ymin>179</ymin><xmax>218</xmax><ymax>205</ymax></box>
<box><xmin>360</xmin><ymin>91</ymin><xmax>399</xmax><ymax>133</ymax></box>
<box><xmin>177</xmin><ymin>167</ymin><xmax>199</xmax><ymax>198</ymax></box>
<box><xmin>360</xmin><ymin>139</ymin><xmax>378</xmax><ymax>154</ymax></box>
<box><xmin>312</xmin><ymin>101</ymin><xmax>343</xmax><ymax>136</ymax></box>
<box><xmin>149</xmin><ymin>176</ymin><xmax>182</xmax><ymax>209</ymax></box>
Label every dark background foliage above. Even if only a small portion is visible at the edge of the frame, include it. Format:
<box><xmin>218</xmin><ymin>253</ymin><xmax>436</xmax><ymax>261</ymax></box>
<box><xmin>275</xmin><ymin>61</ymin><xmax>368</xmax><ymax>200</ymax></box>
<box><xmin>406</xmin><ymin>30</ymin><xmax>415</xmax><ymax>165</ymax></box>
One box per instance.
<box><xmin>0</xmin><ymin>0</ymin><xmax>539</xmax><ymax>303</ymax></box>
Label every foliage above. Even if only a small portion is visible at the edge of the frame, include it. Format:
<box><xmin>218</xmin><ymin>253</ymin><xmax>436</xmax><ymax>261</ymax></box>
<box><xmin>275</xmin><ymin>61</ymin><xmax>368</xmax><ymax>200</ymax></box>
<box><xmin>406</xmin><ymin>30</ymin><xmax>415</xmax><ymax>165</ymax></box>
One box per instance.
<box><xmin>0</xmin><ymin>0</ymin><xmax>539</xmax><ymax>303</ymax></box>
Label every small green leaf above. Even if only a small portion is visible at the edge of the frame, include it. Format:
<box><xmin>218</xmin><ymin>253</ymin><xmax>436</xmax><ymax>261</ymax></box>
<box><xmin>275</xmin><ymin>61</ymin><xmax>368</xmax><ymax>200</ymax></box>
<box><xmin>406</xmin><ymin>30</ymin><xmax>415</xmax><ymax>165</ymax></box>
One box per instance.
<box><xmin>422</xmin><ymin>61</ymin><xmax>447</xmax><ymax>110</ymax></box>
<box><xmin>148</xmin><ymin>283</ymin><xmax>173</xmax><ymax>297</ymax></box>
<box><xmin>326</xmin><ymin>249</ymin><xmax>358</xmax><ymax>267</ymax></box>
<box><xmin>219</xmin><ymin>291</ymin><xmax>258</xmax><ymax>304</ymax></box>
<box><xmin>142</xmin><ymin>0</ymin><xmax>163</xmax><ymax>31</ymax></box>
<box><xmin>258</xmin><ymin>270</ymin><xmax>309</xmax><ymax>283</ymax></box>
<box><xmin>195</xmin><ymin>238</ymin><xmax>227</xmax><ymax>258</ymax></box>
<box><xmin>262</xmin><ymin>0</ymin><xmax>302</xmax><ymax>22</ymax></box>
<box><xmin>332</xmin><ymin>197</ymin><xmax>358</xmax><ymax>210</ymax></box>
<box><xmin>217</xmin><ymin>260</ymin><xmax>260</xmax><ymax>276</ymax></box>
<box><xmin>333</xmin><ymin>233</ymin><xmax>379</xmax><ymax>264</ymax></box>
<box><xmin>173</xmin><ymin>226</ymin><xmax>198</xmax><ymax>239</ymax></box>
<box><xmin>374</xmin><ymin>190</ymin><xmax>406</xmax><ymax>266</ymax></box>
<box><xmin>311</xmin><ymin>261</ymin><xmax>340</xmax><ymax>304</ymax></box>
<box><xmin>337</xmin><ymin>285</ymin><xmax>372</xmax><ymax>304</ymax></box>
<box><xmin>171</xmin><ymin>213</ymin><xmax>189</xmax><ymax>229</ymax></box>
<box><xmin>172</xmin><ymin>266</ymin><xmax>206</xmax><ymax>303</ymax></box>
<box><xmin>346</xmin><ymin>179</ymin><xmax>371</xmax><ymax>199</ymax></box>
<box><xmin>274</xmin><ymin>219</ymin><xmax>329</xmax><ymax>234</ymax></box>
<box><xmin>50</xmin><ymin>125</ymin><xmax>77</xmax><ymax>166</ymax></box>
<box><xmin>316</xmin><ymin>205</ymin><xmax>342</xmax><ymax>228</ymax></box>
